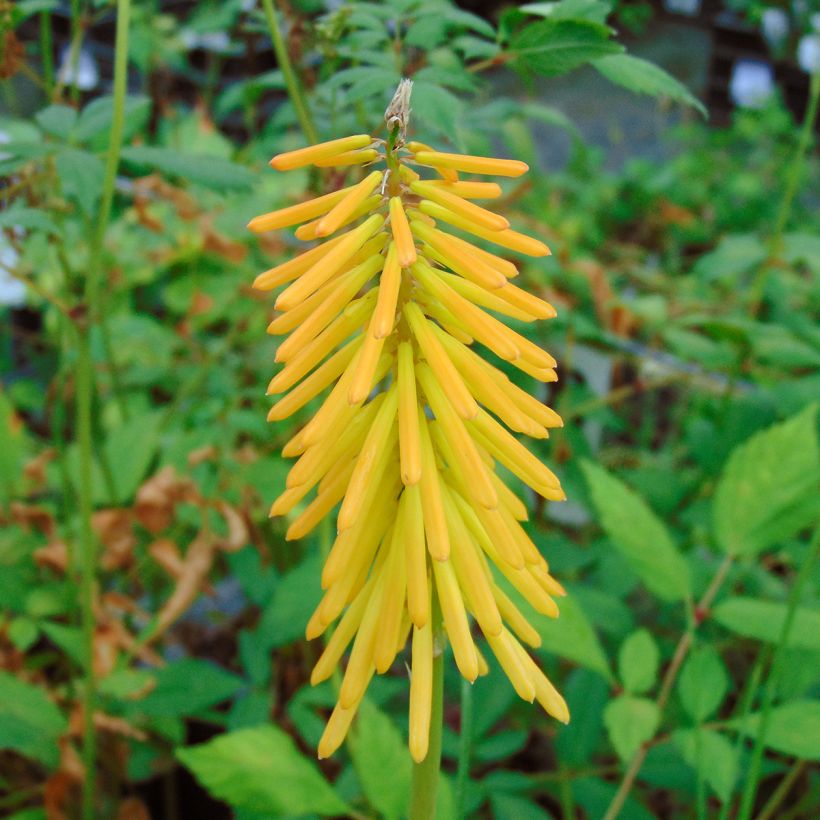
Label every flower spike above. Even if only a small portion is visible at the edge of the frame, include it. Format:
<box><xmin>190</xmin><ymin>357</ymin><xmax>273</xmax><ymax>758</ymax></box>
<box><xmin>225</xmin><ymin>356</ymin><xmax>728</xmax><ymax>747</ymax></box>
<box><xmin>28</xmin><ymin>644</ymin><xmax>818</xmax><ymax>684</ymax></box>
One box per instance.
<box><xmin>251</xmin><ymin>82</ymin><xmax>569</xmax><ymax>763</ymax></box>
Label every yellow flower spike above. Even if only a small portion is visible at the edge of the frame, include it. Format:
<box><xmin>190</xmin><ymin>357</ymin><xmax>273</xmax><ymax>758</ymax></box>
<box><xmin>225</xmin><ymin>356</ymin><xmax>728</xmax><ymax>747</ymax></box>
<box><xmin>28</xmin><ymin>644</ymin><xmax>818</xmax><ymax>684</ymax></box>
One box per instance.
<box><xmin>371</xmin><ymin>244</ymin><xmax>402</xmax><ymax>339</ymax></box>
<box><xmin>404</xmin><ymin>303</ymin><xmax>478</xmax><ymax>421</ymax></box>
<box><xmin>409</xmin><ymin>611</ymin><xmax>434</xmax><ymax>763</ymax></box>
<box><xmin>295</xmin><ymin>194</ymin><xmax>382</xmax><ymax>241</ymax></box>
<box><xmin>402</xmin><ymin>485</ymin><xmax>429</xmax><ymax>628</ymax></box>
<box><xmin>417</xmin><ymin>409</ymin><xmax>451</xmax><ymax>562</ymax></box>
<box><xmin>419</xmin><ymin>200</ymin><xmax>551</xmax><ymax>257</ymax></box>
<box><xmin>316</xmin><ymin>170</ymin><xmax>384</xmax><ymax>237</ymax></box>
<box><xmin>337</xmin><ymin>386</ymin><xmax>399</xmax><ymax>531</ymax></box>
<box><xmin>397</xmin><ymin>342</ymin><xmax>422</xmax><ymax>485</ymax></box>
<box><xmin>275</xmin><ymin>214</ymin><xmax>385</xmax><ymax>310</ymax></box>
<box><xmin>270</xmin><ymin>134</ymin><xmax>373</xmax><ymax>170</ymax></box>
<box><xmin>248</xmin><ymin>186</ymin><xmax>352</xmax><ymax>233</ymax></box>
<box><xmin>411</xmin><ymin>181</ymin><xmax>509</xmax><ymax>231</ymax></box>
<box><xmin>389</xmin><ymin>197</ymin><xmax>417</xmax><ymax>267</ymax></box>
<box><xmin>251</xmin><ymin>84</ymin><xmax>571</xmax><ymax>760</ymax></box>
<box><xmin>412</xmin><ymin>149</ymin><xmax>529</xmax><ymax>178</ymax></box>
<box><xmin>313</xmin><ymin>147</ymin><xmax>380</xmax><ymax>168</ymax></box>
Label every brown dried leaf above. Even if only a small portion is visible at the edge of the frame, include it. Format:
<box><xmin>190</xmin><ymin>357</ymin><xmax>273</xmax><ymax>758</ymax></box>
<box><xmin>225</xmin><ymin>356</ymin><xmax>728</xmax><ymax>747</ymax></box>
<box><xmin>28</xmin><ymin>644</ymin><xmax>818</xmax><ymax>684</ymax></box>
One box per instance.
<box><xmin>93</xmin><ymin>712</ymin><xmax>147</xmax><ymax>742</ymax></box>
<box><xmin>92</xmin><ymin>509</ymin><xmax>137</xmax><ymax>571</ymax></box>
<box><xmin>93</xmin><ymin>623</ymin><xmax>121</xmax><ymax>678</ymax></box>
<box><xmin>188</xmin><ymin>444</ymin><xmax>217</xmax><ymax>466</ymax></box>
<box><xmin>216</xmin><ymin>501</ymin><xmax>248</xmax><ymax>552</ymax></box>
<box><xmin>134</xmin><ymin>466</ymin><xmax>199</xmax><ymax>534</ymax></box>
<box><xmin>24</xmin><ymin>448</ymin><xmax>57</xmax><ymax>489</ymax></box>
<box><xmin>117</xmin><ymin>797</ymin><xmax>152</xmax><ymax>820</ymax></box>
<box><xmin>34</xmin><ymin>540</ymin><xmax>69</xmax><ymax>573</ymax></box>
<box><xmin>9</xmin><ymin>502</ymin><xmax>55</xmax><ymax>537</ymax></box>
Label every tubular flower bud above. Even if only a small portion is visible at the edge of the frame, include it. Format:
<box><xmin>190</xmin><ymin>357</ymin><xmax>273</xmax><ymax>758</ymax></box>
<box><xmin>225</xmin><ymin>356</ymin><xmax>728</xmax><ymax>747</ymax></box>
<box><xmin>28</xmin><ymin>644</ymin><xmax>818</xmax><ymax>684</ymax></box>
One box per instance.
<box><xmin>251</xmin><ymin>86</ymin><xmax>569</xmax><ymax>763</ymax></box>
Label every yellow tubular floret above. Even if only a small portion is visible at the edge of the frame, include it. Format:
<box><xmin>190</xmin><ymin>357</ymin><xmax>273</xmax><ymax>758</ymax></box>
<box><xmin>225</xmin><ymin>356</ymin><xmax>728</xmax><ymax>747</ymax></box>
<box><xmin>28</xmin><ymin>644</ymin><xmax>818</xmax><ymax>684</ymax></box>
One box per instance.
<box><xmin>371</xmin><ymin>243</ymin><xmax>402</xmax><ymax>339</ymax></box>
<box><xmin>397</xmin><ymin>342</ymin><xmax>422</xmax><ymax>485</ymax></box>
<box><xmin>425</xmin><ymin>180</ymin><xmax>502</xmax><ymax>199</ymax></box>
<box><xmin>313</xmin><ymin>147</ymin><xmax>380</xmax><ymax>167</ymax></box>
<box><xmin>417</xmin><ymin>410</ymin><xmax>451</xmax><ymax>561</ymax></box>
<box><xmin>409</xmin><ymin>613</ymin><xmax>433</xmax><ymax>763</ymax></box>
<box><xmin>389</xmin><ymin>196</ymin><xmax>417</xmax><ymax>267</ymax></box>
<box><xmin>411</xmin><ymin>149</ymin><xmax>529</xmax><ymax>178</ymax></box>
<box><xmin>271</xmin><ymin>134</ymin><xmax>373</xmax><ymax>170</ymax></box>
<box><xmin>411</xmin><ymin>181</ymin><xmax>509</xmax><ymax>231</ymax></box>
<box><xmin>433</xmin><ymin>557</ymin><xmax>479</xmax><ymax>682</ymax></box>
<box><xmin>403</xmin><ymin>485</ymin><xmax>429</xmax><ymax>627</ymax></box>
<box><xmin>296</xmin><ymin>194</ymin><xmax>382</xmax><ymax>241</ymax></box>
<box><xmin>317</xmin><ymin>170</ymin><xmax>384</xmax><ymax>237</ymax></box>
<box><xmin>248</xmin><ymin>187</ymin><xmax>352</xmax><ymax>233</ymax></box>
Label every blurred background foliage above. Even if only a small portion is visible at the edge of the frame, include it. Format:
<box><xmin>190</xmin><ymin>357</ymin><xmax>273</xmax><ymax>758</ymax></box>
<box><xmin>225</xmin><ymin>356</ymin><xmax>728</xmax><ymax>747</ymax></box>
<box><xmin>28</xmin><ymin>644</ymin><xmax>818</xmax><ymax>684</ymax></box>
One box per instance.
<box><xmin>1</xmin><ymin>0</ymin><xmax>819</xmax><ymax>818</ymax></box>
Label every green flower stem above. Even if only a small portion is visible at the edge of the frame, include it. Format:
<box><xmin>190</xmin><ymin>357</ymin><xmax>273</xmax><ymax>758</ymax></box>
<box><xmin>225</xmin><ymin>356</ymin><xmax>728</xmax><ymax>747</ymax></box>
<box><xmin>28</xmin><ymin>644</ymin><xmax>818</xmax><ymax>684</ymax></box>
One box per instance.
<box><xmin>409</xmin><ymin>636</ymin><xmax>445</xmax><ymax>820</ymax></box>
<box><xmin>749</xmin><ymin>71</ymin><xmax>820</xmax><ymax>314</ymax></box>
<box><xmin>454</xmin><ymin>675</ymin><xmax>474</xmax><ymax>820</ymax></box>
<box><xmin>737</xmin><ymin>526</ymin><xmax>820</xmax><ymax>820</ymax></box>
<box><xmin>260</xmin><ymin>0</ymin><xmax>318</xmax><ymax>145</ymax></box>
<box><xmin>74</xmin><ymin>1</ymin><xmax>130</xmax><ymax>817</ymax></box>
<box><xmin>40</xmin><ymin>11</ymin><xmax>54</xmax><ymax>97</ymax></box>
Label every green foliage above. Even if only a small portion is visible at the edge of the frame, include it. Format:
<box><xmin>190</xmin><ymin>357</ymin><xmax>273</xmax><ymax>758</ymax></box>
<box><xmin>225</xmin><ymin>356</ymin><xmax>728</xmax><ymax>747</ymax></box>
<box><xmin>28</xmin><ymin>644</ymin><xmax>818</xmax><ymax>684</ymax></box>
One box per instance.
<box><xmin>677</xmin><ymin>646</ymin><xmax>729</xmax><ymax>722</ymax></box>
<box><xmin>604</xmin><ymin>694</ymin><xmax>659</xmax><ymax>761</ymax></box>
<box><xmin>176</xmin><ymin>726</ymin><xmax>352</xmax><ymax>816</ymax></box>
<box><xmin>618</xmin><ymin>629</ymin><xmax>659</xmax><ymax>695</ymax></box>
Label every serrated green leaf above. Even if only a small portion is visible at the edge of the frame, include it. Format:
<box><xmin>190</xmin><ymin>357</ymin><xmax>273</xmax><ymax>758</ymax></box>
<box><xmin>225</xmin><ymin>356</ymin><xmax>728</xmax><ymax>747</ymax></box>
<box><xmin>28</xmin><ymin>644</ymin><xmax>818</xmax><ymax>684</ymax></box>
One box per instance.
<box><xmin>678</xmin><ymin>646</ymin><xmax>728</xmax><ymax>722</ymax></box>
<box><xmin>177</xmin><ymin>726</ymin><xmax>351</xmax><ymax>815</ymax></box>
<box><xmin>350</xmin><ymin>701</ymin><xmax>412</xmax><ymax>820</ymax></box>
<box><xmin>103</xmin><ymin>411</ymin><xmax>163</xmax><ymax>503</ymax></box>
<box><xmin>582</xmin><ymin>460</ymin><xmax>691</xmax><ymax>601</ymax></box>
<box><xmin>712</xmin><ymin>404</ymin><xmax>820</xmax><ymax>556</ymax></box>
<box><xmin>0</xmin><ymin>671</ymin><xmax>67</xmax><ymax>767</ymax></box>
<box><xmin>120</xmin><ymin>145</ymin><xmax>254</xmax><ymax>191</ymax></box>
<box><xmin>618</xmin><ymin>629</ymin><xmax>659</xmax><ymax>695</ymax></box>
<box><xmin>674</xmin><ymin>728</ymin><xmax>738</xmax><ymax>801</ymax></box>
<box><xmin>731</xmin><ymin>700</ymin><xmax>820</xmax><ymax>760</ymax></box>
<box><xmin>56</xmin><ymin>148</ymin><xmax>104</xmax><ymax>216</ymax></box>
<box><xmin>509</xmin><ymin>20</ymin><xmax>622</xmax><ymax>78</ymax></box>
<box><xmin>34</xmin><ymin>105</ymin><xmax>77</xmax><ymax>138</ymax></box>
<box><xmin>0</xmin><ymin>205</ymin><xmax>60</xmax><ymax>236</ymax></box>
<box><xmin>74</xmin><ymin>95</ymin><xmax>152</xmax><ymax>142</ymax></box>
<box><xmin>593</xmin><ymin>54</ymin><xmax>707</xmax><ymax>116</ymax></box>
<box><xmin>712</xmin><ymin>597</ymin><xmax>820</xmax><ymax>651</ymax></box>
<box><xmin>603</xmin><ymin>695</ymin><xmax>659</xmax><ymax>761</ymax></box>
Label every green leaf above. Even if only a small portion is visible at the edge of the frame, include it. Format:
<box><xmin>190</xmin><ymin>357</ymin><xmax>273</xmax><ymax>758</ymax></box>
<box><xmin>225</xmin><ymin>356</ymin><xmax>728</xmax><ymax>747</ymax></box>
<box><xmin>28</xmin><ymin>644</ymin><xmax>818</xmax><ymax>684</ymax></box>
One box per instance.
<box><xmin>34</xmin><ymin>105</ymin><xmax>77</xmax><ymax>138</ymax></box>
<box><xmin>555</xmin><ymin>669</ymin><xmax>610</xmax><ymax>765</ymax></box>
<box><xmin>533</xmin><ymin>587</ymin><xmax>612</xmax><ymax>680</ymax></box>
<box><xmin>0</xmin><ymin>671</ymin><xmax>67</xmax><ymax>767</ymax></box>
<box><xmin>56</xmin><ymin>148</ymin><xmax>104</xmax><ymax>216</ymax></box>
<box><xmin>0</xmin><ymin>204</ymin><xmax>61</xmax><ymax>235</ymax></box>
<box><xmin>0</xmin><ymin>391</ymin><xmax>31</xmax><ymax>501</ymax></box>
<box><xmin>712</xmin><ymin>404</ymin><xmax>820</xmax><ymax>556</ymax></box>
<box><xmin>674</xmin><ymin>728</ymin><xmax>738</xmax><ymax>801</ymax></box>
<box><xmin>74</xmin><ymin>95</ymin><xmax>152</xmax><ymax>142</ymax></box>
<box><xmin>592</xmin><ymin>54</ymin><xmax>706</xmax><ymax>116</ymax></box>
<box><xmin>618</xmin><ymin>629</ymin><xmax>659</xmax><ymax>695</ymax></box>
<box><xmin>692</xmin><ymin>234</ymin><xmax>767</xmax><ymax>283</ymax></box>
<box><xmin>521</xmin><ymin>0</ymin><xmax>612</xmax><ymax>24</ymax></box>
<box><xmin>678</xmin><ymin>646</ymin><xmax>728</xmax><ymax>722</ymax></box>
<box><xmin>603</xmin><ymin>695</ymin><xmax>659</xmax><ymax>761</ymax></box>
<box><xmin>508</xmin><ymin>20</ymin><xmax>622</xmax><ymax>79</ymax></box>
<box><xmin>176</xmin><ymin>725</ymin><xmax>351</xmax><ymax>816</ymax></box>
<box><xmin>350</xmin><ymin>701</ymin><xmax>412</xmax><ymax>820</ymax></box>
<box><xmin>120</xmin><ymin>146</ymin><xmax>255</xmax><ymax>192</ymax></box>
<box><xmin>103</xmin><ymin>412</ymin><xmax>163</xmax><ymax>503</ymax></box>
<box><xmin>412</xmin><ymin>81</ymin><xmax>465</xmax><ymax>139</ymax></box>
<box><xmin>136</xmin><ymin>659</ymin><xmax>244</xmax><ymax>717</ymax></box>
<box><xmin>732</xmin><ymin>701</ymin><xmax>820</xmax><ymax>760</ymax></box>
<box><xmin>581</xmin><ymin>460</ymin><xmax>691</xmax><ymax>601</ymax></box>
<box><xmin>712</xmin><ymin>597</ymin><xmax>820</xmax><ymax>651</ymax></box>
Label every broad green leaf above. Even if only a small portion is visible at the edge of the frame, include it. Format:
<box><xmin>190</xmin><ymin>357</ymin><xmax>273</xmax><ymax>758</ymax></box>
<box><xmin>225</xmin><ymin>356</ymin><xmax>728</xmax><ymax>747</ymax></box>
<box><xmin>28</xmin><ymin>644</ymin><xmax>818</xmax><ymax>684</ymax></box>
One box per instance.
<box><xmin>350</xmin><ymin>701</ymin><xmax>412</xmax><ymax>820</ymax></box>
<box><xmin>732</xmin><ymin>701</ymin><xmax>820</xmax><ymax>760</ymax></box>
<box><xmin>120</xmin><ymin>145</ymin><xmax>255</xmax><ymax>191</ymax></box>
<box><xmin>412</xmin><ymin>81</ymin><xmax>465</xmax><ymax>139</ymax></box>
<box><xmin>34</xmin><ymin>105</ymin><xmax>77</xmax><ymax>138</ymax></box>
<box><xmin>618</xmin><ymin>629</ymin><xmax>659</xmax><ymax>695</ymax></box>
<box><xmin>508</xmin><ymin>19</ymin><xmax>622</xmax><ymax>78</ymax></box>
<box><xmin>678</xmin><ymin>646</ymin><xmax>728</xmax><ymax>721</ymax></box>
<box><xmin>0</xmin><ymin>205</ymin><xmax>60</xmax><ymax>235</ymax></box>
<box><xmin>103</xmin><ymin>411</ymin><xmax>163</xmax><ymax>503</ymax></box>
<box><xmin>521</xmin><ymin>0</ymin><xmax>612</xmax><ymax>24</ymax></box>
<box><xmin>555</xmin><ymin>669</ymin><xmax>610</xmax><ymax>765</ymax></box>
<box><xmin>582</xmin><ymin>460</ymin><xmax>691</xmax><ymax>601</ymax></box>
<box><xmin>0</xmin><ymin>671</ymin><xmax>67</xmax><ymax>767</ymax></box>
<box><xmin>533</xmin><ymin>587</ymin><xmax>612</xmax><ymax>680</ymax></box>
<box><xmin>491</xmin><ymin>793</ymin><xmax>554</xmax><ymax>819</ymax></box>
<box><xmin>593</xmin><ymin>54</ymin><xmax>707</xmax><ymax>116</ymax></box>
<box><xmin>136</xmin><ymin>659</ymin><xmax>243</xmax><ymax>717</ymax></box>
<box><xmin>603</xmin><ymin>695</ymin><xmax>659</xmax><ymax>761</ymax></box>
<box><xmin>74</xmin><ymin>94</ymin><xmax>152</xmax><ymax>142</ymax></box>
<box><xmin>56</xmin><ymin>148</ymin><xmax>104</xmax><ymax>216</ymax></box>
<box><xmin>712</xmin><ymin>404</ymin><xmax>820</xmax><ymax>556</ymax></box>
<box><xmin>692</xmin><ymin>234</ymin><xmax>767</xmax><ymax>283</ymax></box>
<box><xmin>177</xmin><ymin>726</ymin><xmax>351</xmax><ymax>816</ymax></box>
<box><xmin>674</xmin><ymin>728</ymin><xmax>738</xmax><ymax>801</ymax></box>
<box><xmin>712</xmin><ymin>597</ymin><xmax>820</xmax><ymax>651</ymax></box>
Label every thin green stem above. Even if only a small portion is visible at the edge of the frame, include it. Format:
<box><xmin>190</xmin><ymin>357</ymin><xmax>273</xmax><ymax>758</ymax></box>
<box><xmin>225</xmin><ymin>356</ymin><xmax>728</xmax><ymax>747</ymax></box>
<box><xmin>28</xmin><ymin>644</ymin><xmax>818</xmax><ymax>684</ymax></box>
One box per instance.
<box><xmin>754</xmin><ymin>760</ymin><xmax>806</xmax><ymax>820</ymax></box>
<box><xmin>409</xmin><ymin>642</ymin><xmax>444</xmax><ymax>820</ymax></box>
<box><xmin>74</xmin><ymin>1</ymin><xmax>131</xmax><ymax>817</ymax></box>
<box><xmin>454</xmin><ymin>675</ymin><xmax>474</xmax><ymax>820</ymax></box>
<box><xmin>737</xmin><ymin>526</ymin><xmax>820</xmax><ymax>820</ymax></box>
<box><xmin>68</xmin><ymin>0</ymin><xmax>83</xmax><ymax>104</ymax></box>
<box><xmin>603</xmin><ymin>556</ymin><xmax>733</xmax><ymax>820</ymax></box>
<box><xmin>749</xmin><ymin>71</ymin><xmax>820</xmax><ymax>313</ymax></box>
<box><xmin>260</xmin><ymin>0</ymin><xmax>318</xmax><ymax>145</ymax></box>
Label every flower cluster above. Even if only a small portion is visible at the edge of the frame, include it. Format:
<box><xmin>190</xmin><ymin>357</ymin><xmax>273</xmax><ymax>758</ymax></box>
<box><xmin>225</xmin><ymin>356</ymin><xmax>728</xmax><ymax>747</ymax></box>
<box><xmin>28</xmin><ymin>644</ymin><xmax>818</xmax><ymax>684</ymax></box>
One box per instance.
<box><xmin>250</xmin><ymin>94</ymin><xmax>569</xmax><ymax>762</ymax></box>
